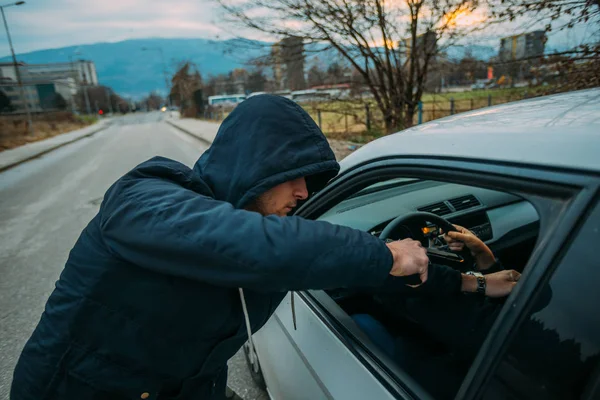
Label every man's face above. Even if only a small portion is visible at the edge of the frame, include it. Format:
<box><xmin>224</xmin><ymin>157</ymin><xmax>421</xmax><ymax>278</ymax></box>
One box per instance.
<box><xmin>249</xmin><ymin>177</ymin><xmax>309</xmax><ymax>217</ymax></box>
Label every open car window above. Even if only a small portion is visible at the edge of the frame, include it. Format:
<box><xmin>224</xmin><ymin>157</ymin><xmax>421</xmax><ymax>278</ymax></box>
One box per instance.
<box><xmin>313</xmin><ymin>176</ymin><xmax>541</xmax><ymax>399</ymax></box>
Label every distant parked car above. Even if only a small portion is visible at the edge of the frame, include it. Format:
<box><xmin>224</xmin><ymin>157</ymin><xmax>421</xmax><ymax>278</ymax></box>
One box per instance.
<box><xmin>243</xmin><ymin>89</ymin><xmax>600</xmax><ymax>400</ymax></box>
<box><xmin>208</xmin><ymin>94</ymin><xmax>246</xmax><ymax>106</ymax></box>
<box><xmin>471</xmin><ymin>81</ymin><xmax>487</xmax><ymax>90</ymax></box>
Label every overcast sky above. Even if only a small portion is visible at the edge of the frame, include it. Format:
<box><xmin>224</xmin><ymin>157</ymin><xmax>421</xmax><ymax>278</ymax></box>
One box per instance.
<box><xmin>0</xmin><ymin>0</ymin><xmax>595</xmax><ymax>57</ymax></box>
<box><xmin>0</xmin><ymin>0</ymin><xmax>225</xmax><ymax>55</ymax></box>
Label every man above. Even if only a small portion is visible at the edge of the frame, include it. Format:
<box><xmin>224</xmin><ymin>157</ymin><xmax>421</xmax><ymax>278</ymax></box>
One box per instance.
<box><xmin>11</xmin><ymin>95</ymin><xmax>428</xmax><ymax>400</ymax></box>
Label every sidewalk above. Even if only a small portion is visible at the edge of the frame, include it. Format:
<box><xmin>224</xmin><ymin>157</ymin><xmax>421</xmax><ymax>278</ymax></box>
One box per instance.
<box><xmin>167</xmin><ymin>118</ymin><xmax>220</xmax><ymax>145</ymax></box>
<box><xmin>0</xmin><ymin>120</ymin><xmax>110</xmax><ymax>173</ymax></box>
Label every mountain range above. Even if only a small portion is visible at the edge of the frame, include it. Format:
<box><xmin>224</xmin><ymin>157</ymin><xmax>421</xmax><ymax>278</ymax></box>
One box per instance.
<box><xmin>1</xmin><ymin>38</ymin><xmax>499</xmax><ymax>99</ymax></box>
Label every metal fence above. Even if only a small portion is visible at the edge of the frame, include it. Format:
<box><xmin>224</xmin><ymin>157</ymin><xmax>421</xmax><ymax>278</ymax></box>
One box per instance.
<box><xmin>200</xmin><ymin>91</ymin><xmax>532</xmax><ymax>137</ymax></box>
<box><xmin>308</xmin><ymin>92</ymin><xmax>531</xmax><ymax>137</ymax></box>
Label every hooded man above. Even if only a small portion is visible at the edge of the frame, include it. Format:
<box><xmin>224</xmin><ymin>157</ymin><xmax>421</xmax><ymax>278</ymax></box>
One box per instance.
<box><xmin>11</xmin><ymin>95</ymin><xmax>428</xmax><ymax>400</ymax></box>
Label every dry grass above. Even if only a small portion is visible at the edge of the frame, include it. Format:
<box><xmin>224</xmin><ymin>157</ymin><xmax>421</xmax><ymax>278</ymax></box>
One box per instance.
<box><xmin>305</xmin><ymin>87</ymin><xmax>544</xmax><ymax>140</ymax></box>
<box><xmin>0</xmin><ymin>112</ymin><xmax>97</xmax><ymax>151</ymax></box>
<box><xmin>200</xmin><ymin>87</ymin><xmax>548</xmax><ymax>142</ymax></box>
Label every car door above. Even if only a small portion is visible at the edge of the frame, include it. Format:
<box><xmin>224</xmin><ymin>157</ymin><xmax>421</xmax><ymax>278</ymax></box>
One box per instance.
<box><xmin>253</xmin><ymin>291</ymin><xmax>402</xmax><ymax>400</ymax></box>
<box><xmin>469</xmin><ymin>198</ymin><xmax>600</xmax><ymax>400</ymax></box>
<box><xmin>251</xmin><ymin>156</ymin><xmax>598</xmax><ymax>400</ymax></box>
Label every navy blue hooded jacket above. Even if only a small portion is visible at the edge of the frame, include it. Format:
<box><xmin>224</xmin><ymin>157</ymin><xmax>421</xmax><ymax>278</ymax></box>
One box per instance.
<box><xmin>11</xmin><ymin>95</ymin><xmax>393</xmax><ymax>400</ymax></box>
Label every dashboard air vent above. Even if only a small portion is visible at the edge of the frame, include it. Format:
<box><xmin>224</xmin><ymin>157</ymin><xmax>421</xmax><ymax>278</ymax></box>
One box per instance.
<box><xmin>449</xmin><ymin>195</ymin><xmax>481</xmax><ymax>212</ymax></box>
<box><xmin>418</xmin><ymin>202</ymin><xmax>451</xmax><ymax>216</ymax></box>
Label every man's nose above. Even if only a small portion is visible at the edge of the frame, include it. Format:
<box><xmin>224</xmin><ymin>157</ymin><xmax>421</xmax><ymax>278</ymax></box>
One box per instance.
<box><xmin>294</xmin><ymin>178</ymin><xmax>309</xmax><ymax>200</ymax></box>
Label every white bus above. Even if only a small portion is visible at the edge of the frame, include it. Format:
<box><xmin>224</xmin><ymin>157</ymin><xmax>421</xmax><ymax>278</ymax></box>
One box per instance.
<box><xmin>208</xmin><ymin>94</ymin><xmax>246</xmax><ymax>106</ymax></box>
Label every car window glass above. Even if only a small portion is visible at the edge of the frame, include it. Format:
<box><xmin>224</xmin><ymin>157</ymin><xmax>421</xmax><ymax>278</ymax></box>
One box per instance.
<box><xmin>316</xmin><ymin>177</ymin><xmax>540</xmax><ymax>399</ymax></box>
<box><xmin>352</xmin><ymin>178</ymin><xmax>420</xmax><ymax>196</ymax></box>
<box><xmin>483</xmin><ymin>201</ymin><xmax>600</xmax><ymax>400</ymax></box>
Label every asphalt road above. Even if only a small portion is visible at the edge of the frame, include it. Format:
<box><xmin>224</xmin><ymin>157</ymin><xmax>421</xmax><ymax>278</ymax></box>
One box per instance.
<box><xmin>0</xmin><ymin>112</ymin><xmax>268</xmax><ymax>400</ymax></box>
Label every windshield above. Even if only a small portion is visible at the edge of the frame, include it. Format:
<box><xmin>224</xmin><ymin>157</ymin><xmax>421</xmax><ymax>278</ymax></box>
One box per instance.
<box><xmin>351</xmin><ymin>178</ymin><xmax>421</xmax><ymax>198</ymax></box>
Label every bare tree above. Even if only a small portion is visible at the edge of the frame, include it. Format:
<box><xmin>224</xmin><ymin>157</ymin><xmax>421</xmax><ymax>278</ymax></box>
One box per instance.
<box><xmin>247</xmin><ymin>70</ymin><xmax>267</xmax><ymax>92</ymax></box>
<box><xmin>307</xmin><ymin>65</ymin><xmax>327</xmax><ymax>87</ymax></box>
<box><xmin>489</xmin><ymin>0</ymin><xmax>599</xmax><ymax>31</ymax></box>
<box><xmin>488</xmin><ymin>0</ymin><xmax>600</xmax><ymax>91</ymax></box>
<box><xmin>145</xmin><ymin>93</ymin><xmax>164</xmax><ymax>111</ymax></box>
<box><xmin>326</xmin><ymin>62</ymin><xmax>345</xmax><ymax>84</ymax></box>
<box><xmin>219</xmin><ymin>0</ymin><xmax>484</xmax><ymax>132</ymax></box>
<box><xmin>75</xmin><ymin>86</ymin><xmax>120</xmax><ymax>114</ymax></box>
<box><xmin>170</xmin><ymin>62</ymin><xmax>203</xmax><ymax>115</ymax></box>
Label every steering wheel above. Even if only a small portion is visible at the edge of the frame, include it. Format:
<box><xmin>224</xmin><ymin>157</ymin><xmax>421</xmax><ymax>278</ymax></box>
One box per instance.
<box><xmin>380</xmin><ymin>212</ymin><xmax>457</xmax><ymax>243</ymax></box>
<box><xmin>380</xmin><ymin>212</ymin><xmax>473</xmax><ymax>271</ymax></box>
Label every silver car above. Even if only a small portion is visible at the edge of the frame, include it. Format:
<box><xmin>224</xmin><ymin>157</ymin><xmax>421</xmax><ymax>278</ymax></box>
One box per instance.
<box><xmin>243</xmin><ymin>89</ymin><xmax>600</xmax><ymax>400</ymax></box>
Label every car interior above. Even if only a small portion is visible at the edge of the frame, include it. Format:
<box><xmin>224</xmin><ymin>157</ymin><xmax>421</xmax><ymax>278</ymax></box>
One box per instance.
<box><xmin>316</xmin><ymin>177</ymin><xmax>540</xmax><ymax>399</ymax></box>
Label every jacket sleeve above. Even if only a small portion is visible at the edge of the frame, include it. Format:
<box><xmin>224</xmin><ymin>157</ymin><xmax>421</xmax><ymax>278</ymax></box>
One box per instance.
<box><xmin>369</xmin><ymin>263</ymin><xmax>462</xmax><ymax>296</ymax></box>
<box><xmin>99</xmin><ymin>177</ymin><xmax>393</xmax><ymax>292</ymax></box>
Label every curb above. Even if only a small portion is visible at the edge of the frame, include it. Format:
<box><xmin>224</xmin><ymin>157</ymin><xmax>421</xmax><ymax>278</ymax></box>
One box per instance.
<box><xmin>0</xmin><ymin>122</ymin><xmax>111</xmax><ymax>174</ymax></box>
<box><xmin>166</xmin><ymin>120</ymin><xmax>212</xmax><ymax>146</ymax></box>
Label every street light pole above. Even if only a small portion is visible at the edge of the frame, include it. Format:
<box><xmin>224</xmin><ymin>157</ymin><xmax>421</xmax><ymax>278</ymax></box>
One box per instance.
<box><xmin>82</xmin><ymin>82</ymin><xmax>92</xmax><ymax>115</ymax></box>
<box><xmin>71</xmin><ymin>51</ymin><xmax>92</xmax><ymax>115</ymax></box>
<box><xmin>67</xmin><ymin>55</ymin><xmax>78</xmax><ymax>113</ymax></box>
<box><xmin>141</xmin><ymin>47</ymin><xmax>172</xmax><ymax>109</ymax></box>
<box><xmin>1</xmin><ymin>1</ymin><xmax>32</xmax><ymax>133</ymax></box>
<box><xmin>105</xmin><ymin>87</ymin><xmax>113</xmax><ymax>115</ymax></box>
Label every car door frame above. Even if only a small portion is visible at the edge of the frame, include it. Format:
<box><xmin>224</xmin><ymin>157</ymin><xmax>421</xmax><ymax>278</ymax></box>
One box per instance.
<box><xmin>292</xmin><ymin>155</ymin><xmax>600</xmax><ymax>399</ymax></box>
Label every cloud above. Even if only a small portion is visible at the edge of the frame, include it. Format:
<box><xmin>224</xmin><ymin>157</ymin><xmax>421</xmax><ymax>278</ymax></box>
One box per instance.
<box><xmin>0</xmin><ymin>0</ymin><xmax>224</xmax><ymax>56</ymax></box>
<box><xmin>0</xmin><ymin>0</ymin><xmax>595</xmax><ymax>57</ymax></box>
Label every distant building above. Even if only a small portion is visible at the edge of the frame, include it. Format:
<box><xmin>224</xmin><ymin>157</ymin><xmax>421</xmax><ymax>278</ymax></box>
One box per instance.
<box><xmin>271</xmin><ymin>36</ymin><xmax>306</xmax><ymax>91</ymax></box>
<box><xmin>0</xmin><ymin>60</ymin><xmax>98</xmax><ymax>86</ymax></box>
<box><xmin>271</xmin><ymin>45</ymin><xmax>284</xmax><ymax>90</ymax></box>
<box><xmin>0</xmin><ymin>81</ymin><xmax>72</xmax><ymax>113</ymax></box>
<box><xmin>400</xmin><ymin>31</ymin><xmax>438</xmax><ymax>60</ymax></box>
<box><xmin>0</xmin><ymin>81</ymin><xmax>38</xmax><ymax>113</ymax></box>
<box><xmin>499</xmin><ymin>31</ymin><xmax>546</xmax><ymax>62</ymax></box>
<box><xmin>0</xmin><ymin>60</ymin><xmax>98</xmax><ymax>113</ymax></box>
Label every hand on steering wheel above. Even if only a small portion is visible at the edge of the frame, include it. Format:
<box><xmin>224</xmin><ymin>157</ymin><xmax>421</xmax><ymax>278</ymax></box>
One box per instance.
<box><xmin>379</xmin><ymin>212</ymin><xmax>458</xmax><ymax>244</ymax></box>
<box><xmin>386</xmin><ymin>239</ymin><xmax>429</xmax><ymax>284</ymax></box>
<box><xmin>380</xmin><ymin>212</ymin><xmax>468</xmax><ymax>270</ymax></box>
<box><xmin>444</xmin><ymin>224</ymin><xmax>496</xmax><ymax>270</ymax></box>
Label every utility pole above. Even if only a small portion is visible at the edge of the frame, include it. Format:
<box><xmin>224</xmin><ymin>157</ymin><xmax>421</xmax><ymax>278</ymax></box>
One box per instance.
<box><xmin>141</xmin><ymin>47</ymin><xmax>172</xmax><ymax>109</ymax></box>
<box><xmin>72</xmin><ymin>52</ymin><xmax>92</xmax><ymax>115</ymax></box>
<box><xmin>67</xmin><ymin>56</ymin><xmax>77</xmax><ymax>113</ymax></box>
<box><xmin>1</xmin><ymin>1</ymin><xmax>32</xmax><ymax>133</ymax></box>
<box><xmin>82</xmin><ymin>82</ymin><xmax>92</xmax><ymax>115</ymax></box>
<box><xmin>105</xmin><ymin>87</ymin><xmax>113</xmax><ymax>115</ymax></box>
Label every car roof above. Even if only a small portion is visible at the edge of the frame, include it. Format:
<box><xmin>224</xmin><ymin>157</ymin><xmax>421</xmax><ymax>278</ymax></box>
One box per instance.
<box><xmin>339</xmin><ymin>88</ymin><xmax>600</xmax><ymax>174</ymax></box>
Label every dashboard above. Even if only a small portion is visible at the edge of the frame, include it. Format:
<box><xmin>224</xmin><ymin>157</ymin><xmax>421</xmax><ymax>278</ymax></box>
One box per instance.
<box><xmin>317</xmin><ymin>180</ymin><xmax>540</xmax><ymax>253</ymax></box>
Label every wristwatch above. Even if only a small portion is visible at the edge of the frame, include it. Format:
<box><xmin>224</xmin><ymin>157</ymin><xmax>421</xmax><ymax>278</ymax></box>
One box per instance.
<box><xmin>466</xmin><ymin>271</ymin><xmax>486</xmax><ymax>295</ymax></box>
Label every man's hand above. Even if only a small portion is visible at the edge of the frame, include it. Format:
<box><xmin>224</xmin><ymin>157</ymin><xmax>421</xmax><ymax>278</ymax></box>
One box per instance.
<box><xmin>484</xmin><ymin>270</ymin><xmax>521</xmax><ymax>297</ymax></box>
<box><xmin>386</xmin><ymin>239</ymin><xmax>429</xmax><ymax>284</ymax></box>
<box><xmin>444</xmin><ymin>224</ymin><xmax>496</xmax><ymax>270</ymax></box>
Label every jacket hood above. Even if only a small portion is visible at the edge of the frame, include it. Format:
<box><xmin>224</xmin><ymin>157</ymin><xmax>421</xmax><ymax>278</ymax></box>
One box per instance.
<box><xmin>193</xmin><ymin>94</ymin><xmax>339</xmax><ymax>209</ymax></box>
